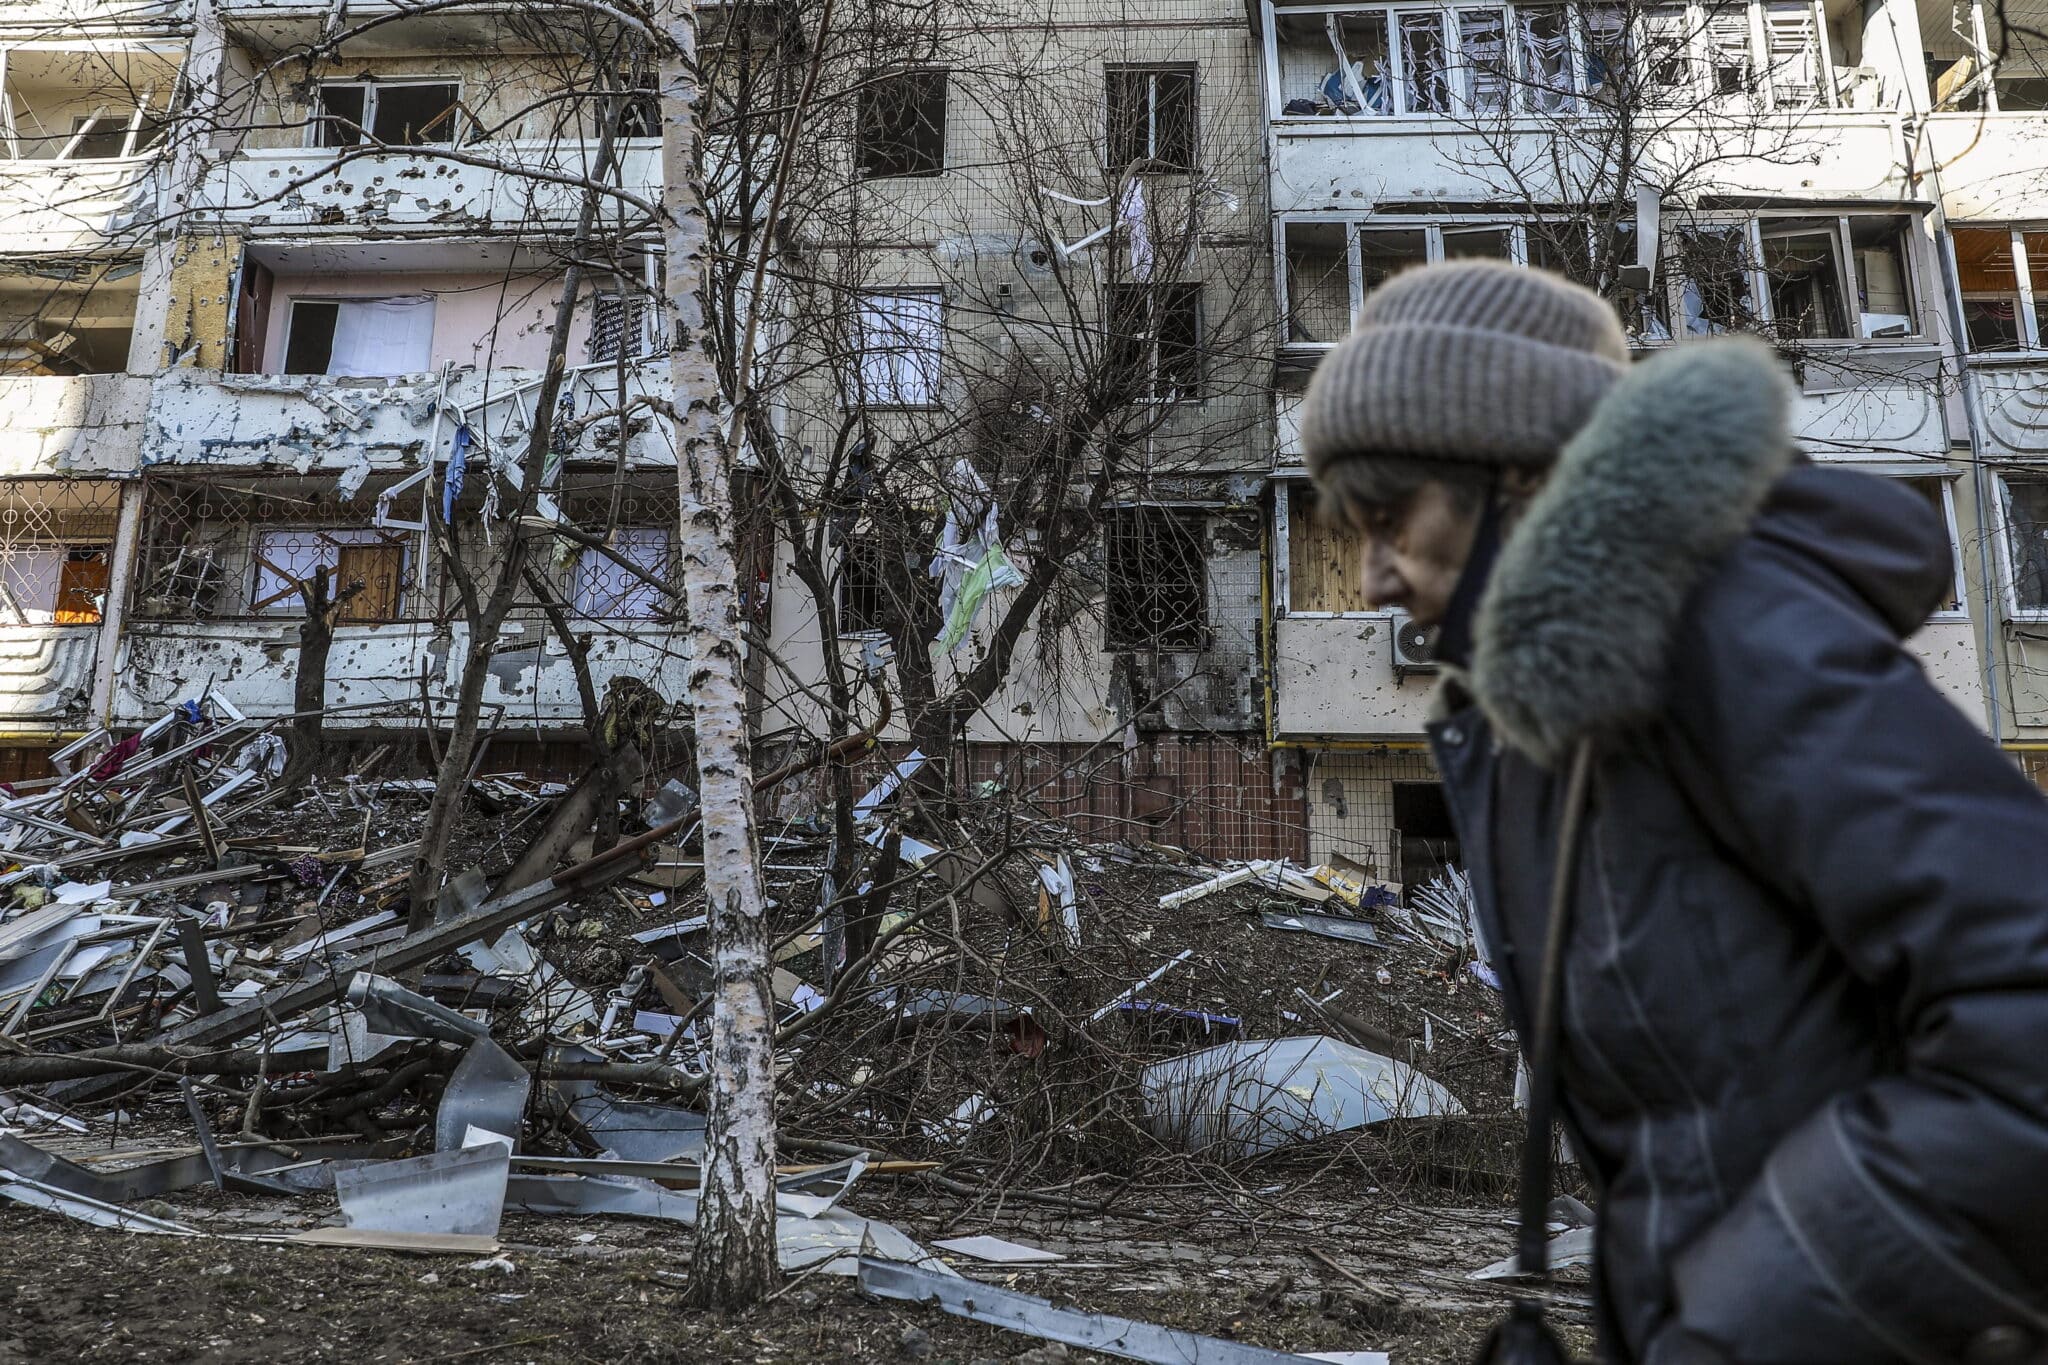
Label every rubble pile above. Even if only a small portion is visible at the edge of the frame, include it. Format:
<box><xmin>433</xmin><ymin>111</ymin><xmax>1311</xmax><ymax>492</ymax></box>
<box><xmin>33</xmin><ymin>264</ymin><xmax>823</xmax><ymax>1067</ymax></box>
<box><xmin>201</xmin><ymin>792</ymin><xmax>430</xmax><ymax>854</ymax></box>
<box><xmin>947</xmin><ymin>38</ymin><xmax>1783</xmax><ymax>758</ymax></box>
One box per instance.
<box><xmin>0</xmin><ymin>707</ymin><xmax>1545</xmax><ymax>1360</ymax></box>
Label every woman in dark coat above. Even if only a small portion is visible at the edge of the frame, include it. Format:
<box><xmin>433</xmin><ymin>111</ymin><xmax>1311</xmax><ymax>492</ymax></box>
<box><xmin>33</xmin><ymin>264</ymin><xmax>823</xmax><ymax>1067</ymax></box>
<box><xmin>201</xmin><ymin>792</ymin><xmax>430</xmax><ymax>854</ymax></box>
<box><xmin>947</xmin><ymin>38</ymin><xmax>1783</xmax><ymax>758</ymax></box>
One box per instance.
<box><xmin>1300</xmin><ymin>260</ymin><xmax>2048</xmax><ymax>1365</ymax></box>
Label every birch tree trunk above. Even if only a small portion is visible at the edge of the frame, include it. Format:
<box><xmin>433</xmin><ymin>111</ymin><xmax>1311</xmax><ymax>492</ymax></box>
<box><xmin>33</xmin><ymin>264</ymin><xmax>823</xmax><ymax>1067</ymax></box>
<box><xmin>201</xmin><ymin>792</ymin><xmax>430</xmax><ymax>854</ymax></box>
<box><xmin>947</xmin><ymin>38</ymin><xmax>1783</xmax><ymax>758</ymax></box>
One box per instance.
<box><xmin>656</xmin><ymin>0</ymin><xmax>781</xmax><ymax>1307</ymax></box>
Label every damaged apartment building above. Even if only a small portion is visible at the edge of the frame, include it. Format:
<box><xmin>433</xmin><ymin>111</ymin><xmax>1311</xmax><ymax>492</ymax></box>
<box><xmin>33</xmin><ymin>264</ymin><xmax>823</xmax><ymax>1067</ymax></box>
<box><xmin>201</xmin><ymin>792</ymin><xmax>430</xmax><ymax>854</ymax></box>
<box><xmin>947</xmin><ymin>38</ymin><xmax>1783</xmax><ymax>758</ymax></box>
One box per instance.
<box><xmin>12</xmin><ymin>0</ymin><xmax>2048</xmax><ymax>880</ymax></box>
<box><xmin>1258</xmin><ymin>0</ymin><xmax>2048</xmax><ymax>884</ymax></box>
<box><xmin>0</xmin><ymin>0</ymin><xmax>1301</xmax><ymax>851</ymax></box>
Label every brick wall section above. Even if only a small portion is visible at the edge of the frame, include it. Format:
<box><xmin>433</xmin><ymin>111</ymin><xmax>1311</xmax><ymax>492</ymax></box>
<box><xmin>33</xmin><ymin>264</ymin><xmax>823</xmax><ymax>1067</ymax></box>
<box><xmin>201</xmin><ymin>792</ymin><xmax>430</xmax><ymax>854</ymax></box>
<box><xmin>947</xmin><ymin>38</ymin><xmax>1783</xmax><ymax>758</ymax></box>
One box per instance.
<box><xmin>847</xmin><ymin>736</ymin><xmax>1308</xmax><ymax>862</ymax></box>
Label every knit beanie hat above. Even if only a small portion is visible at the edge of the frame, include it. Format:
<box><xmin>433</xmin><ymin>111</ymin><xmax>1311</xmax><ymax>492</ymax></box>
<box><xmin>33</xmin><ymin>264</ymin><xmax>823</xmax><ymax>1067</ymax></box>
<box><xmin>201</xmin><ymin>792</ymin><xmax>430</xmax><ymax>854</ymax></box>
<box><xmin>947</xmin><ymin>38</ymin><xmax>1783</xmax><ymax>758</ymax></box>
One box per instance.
<box><xmin>1299</xmin><ymin>261</ymin><xmax>1630</xmax><ymax>495</ymax></box>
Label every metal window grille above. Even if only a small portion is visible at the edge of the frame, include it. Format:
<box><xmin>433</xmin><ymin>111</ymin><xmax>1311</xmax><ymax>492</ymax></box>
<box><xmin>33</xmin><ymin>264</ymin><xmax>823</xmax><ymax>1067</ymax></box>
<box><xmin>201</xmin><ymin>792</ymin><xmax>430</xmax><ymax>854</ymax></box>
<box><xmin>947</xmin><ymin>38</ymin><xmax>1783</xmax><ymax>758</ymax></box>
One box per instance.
<box><xmin>0</xmin><ymin>479</ymin><xmax>121</xmax><ymax>626</ymax></box>
<box><xmin>132</xmin><ymin>475</ymin><xmax>423</xmax><ymax>621</ymax></box>
<box><xmin>1103</xmin><ymin>507</ymin><xmax>1206</xmax><ymax>651</ymax></box>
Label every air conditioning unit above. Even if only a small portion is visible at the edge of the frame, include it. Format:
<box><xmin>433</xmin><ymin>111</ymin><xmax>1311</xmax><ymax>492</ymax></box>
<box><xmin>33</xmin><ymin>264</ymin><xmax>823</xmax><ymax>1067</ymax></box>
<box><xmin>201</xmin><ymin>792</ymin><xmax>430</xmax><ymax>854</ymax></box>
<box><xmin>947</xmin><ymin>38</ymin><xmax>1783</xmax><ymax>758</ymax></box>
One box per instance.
<box><xmin>1392</xmin><ymin>614</ymin><xmax>1440</xmax><ymax>676</ymax></box>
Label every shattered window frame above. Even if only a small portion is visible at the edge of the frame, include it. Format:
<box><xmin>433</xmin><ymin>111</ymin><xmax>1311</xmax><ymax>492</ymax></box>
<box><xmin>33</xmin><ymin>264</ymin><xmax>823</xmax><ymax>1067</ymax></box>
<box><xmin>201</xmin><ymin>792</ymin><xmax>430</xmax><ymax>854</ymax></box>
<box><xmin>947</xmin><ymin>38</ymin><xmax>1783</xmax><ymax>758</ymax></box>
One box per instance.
<box><xmin>1102</xmin><ymin>505</ymin><xmax>1209</xmax><ymax>651</ymax></box>
<box><xmin>1106</xmin><ymin>64</ymin><xmax>1199</xmax><ymax>172</ymax></box>
<box><xmin>251</xmin><ymin>527</ymin><xmax>415</xmax><ymax>623</ymax></box>
<box><xmin>311</xmin><ymin>78</ymin><xmax>468</xmax><ymax>148</ymax></box>
<box><xmin>1894</xmin><ymin>474</ymin><xmax>1966</xmax><ymax>618</ymax></box>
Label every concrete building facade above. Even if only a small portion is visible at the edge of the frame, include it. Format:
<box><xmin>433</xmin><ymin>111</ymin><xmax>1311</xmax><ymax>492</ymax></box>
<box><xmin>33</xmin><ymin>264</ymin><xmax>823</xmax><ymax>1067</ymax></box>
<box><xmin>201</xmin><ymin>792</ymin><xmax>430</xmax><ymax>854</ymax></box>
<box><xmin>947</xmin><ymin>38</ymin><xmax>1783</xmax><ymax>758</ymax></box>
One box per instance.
<box><xmin>1</xmin><ymin>0</ymin><xmax>2043</xmax><ymax>871</ymax></box>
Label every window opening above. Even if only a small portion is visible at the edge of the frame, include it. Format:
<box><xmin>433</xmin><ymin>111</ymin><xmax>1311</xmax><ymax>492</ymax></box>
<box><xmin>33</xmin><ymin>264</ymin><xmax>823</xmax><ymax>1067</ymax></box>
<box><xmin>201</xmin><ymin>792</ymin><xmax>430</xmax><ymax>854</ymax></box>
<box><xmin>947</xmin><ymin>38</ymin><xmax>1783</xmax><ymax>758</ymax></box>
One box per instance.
<box><xmin>857</xmin><ymin>69</ymin><xmax>947</xmax><ymax>178</ymax></box>
<box><xmin>1104</xmin><ymin>507</ymin><xmax>1207</xmax><ymax>650</ymax></box>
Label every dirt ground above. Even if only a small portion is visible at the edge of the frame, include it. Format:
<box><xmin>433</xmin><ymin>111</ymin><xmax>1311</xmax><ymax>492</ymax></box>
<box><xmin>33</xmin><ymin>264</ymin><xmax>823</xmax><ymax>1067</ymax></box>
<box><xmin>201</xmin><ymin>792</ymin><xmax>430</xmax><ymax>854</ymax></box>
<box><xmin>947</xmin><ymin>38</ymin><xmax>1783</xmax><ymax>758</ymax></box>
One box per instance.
<box><xmin>0</xmin><ymin>1152</ymin><xmax>1595</xmax><ymax>1364</ymax></box>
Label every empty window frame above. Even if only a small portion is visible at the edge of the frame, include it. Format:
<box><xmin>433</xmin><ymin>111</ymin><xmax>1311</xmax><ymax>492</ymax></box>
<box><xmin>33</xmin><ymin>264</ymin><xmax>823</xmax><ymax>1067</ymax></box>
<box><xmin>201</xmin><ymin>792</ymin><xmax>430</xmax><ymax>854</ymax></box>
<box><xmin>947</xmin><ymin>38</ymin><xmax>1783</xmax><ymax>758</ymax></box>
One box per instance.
<box><xmin>857</xmin><ymin>69</ymin><xmax>947</xmax><ymax>178</ymax></box>
<box><xmin>854</xmin><ymin>291</ymin><xmax>943</xmax><ymax>406</ymax></box>
<box><xmin>1895</xmin><ymin>475</ymin><xmax>1965</xmax><ymax>615</ymax></box>
<box><xmin>572</xmin><ymin>527</ymin><xmax>672</xmax><ymax>619</ymax></box>
<box><xmin>252</xmin><ymin>529</ymin><xmax>411</xmax><ymax>622</ymax></box>
<box><xmin>1103</xmin><ymin>507</ymin><xmax>1207</xmax><ymax>650</ymax></box>
<box><xmin>1932</xmin><ymin>0</ymin><xmax>2048</xmax><ymax>112</ymax></box>
<box><xmin>314</xmin><ymin>81</ymin><xmax>464</xmax><ymax>147</ymax></box>
<box><xmin>588</xmin><ymin>291</ymin><xmax>653</xmax><ymax>363</ymax></box>
<box><xmin>1268</xmin><ymin>0</ymin><xmax>1835</xmax><ymax>117</ymax></box>
<box><xmin>1108</xmin><ymin>283</ymin><xmax>1204</xmax><ymax>402</ymax></box>
<box><xmin>1107</xmin><ymin>66</ymin><xmax>1198</xmax><ymax>171</ymax></box>
<box><xmin>1680</xmin><ymin>215</ymin><xmax>1917</xmax><ymax>341</ymax></box>
<box><xmin>1951</xmin><ymin>226</ymin><xmax>2048</xmax><ymax>352</ymax></box>
<box><xmin>2000</xmin><ymin>474</ymin><xmax>2048</xmax><ymax>615</ymax></box>
<box><xmin>61</xmin><ymin>108</ymin><xmax>166</xmax><ymax>160</ymax></box>
<box><xmin>280</xmin><ymin>296</ymin><xmax>437</xmax><ymax>376</ymax></box>
<box><xmin>1278</xmin><ymin>219</ymin><xmax>1664</xmax><ymax>341</ymax></box>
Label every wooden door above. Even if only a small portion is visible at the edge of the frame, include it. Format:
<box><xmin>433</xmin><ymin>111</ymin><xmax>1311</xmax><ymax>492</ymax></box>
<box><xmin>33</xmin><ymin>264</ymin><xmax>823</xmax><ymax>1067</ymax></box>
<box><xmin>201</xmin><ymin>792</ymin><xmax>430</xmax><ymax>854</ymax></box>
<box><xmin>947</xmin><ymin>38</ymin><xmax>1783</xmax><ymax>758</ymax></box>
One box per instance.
<box><xmin>335</xmin><ymin>542</ymin><xmax>403</xmax><ymax>623</ymax></box>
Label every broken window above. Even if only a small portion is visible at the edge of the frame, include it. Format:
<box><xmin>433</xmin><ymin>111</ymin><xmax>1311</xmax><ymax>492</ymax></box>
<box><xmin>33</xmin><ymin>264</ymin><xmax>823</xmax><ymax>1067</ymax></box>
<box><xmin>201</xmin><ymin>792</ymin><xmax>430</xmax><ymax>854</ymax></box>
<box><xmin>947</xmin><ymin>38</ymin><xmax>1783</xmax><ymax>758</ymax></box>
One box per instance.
<box><xmin>1287</xmin><ymin>484</ymin><xmax>1372</xmax><ymax>613</ymax></box>
<box><xmin>1458</xmin><ymin>8</ymin><xmax>1513</xmax><ymax>110</ymax></box>
<box><xmin>1953</xmin><ymin>227</ymin><xmax>2048</xmax><ymax>351</ymax></box>
<box><xmin>1103</xmin><ymin>507</ymin><xmax>1206</xmax><ymax>650</ymax></box>
<box><xmin>2002</xmin><ymin>475</ymin><xmax>2048</xmax><ymax>614</ymax></box>
<box><xmin>854</xmin><ymin>291</ymin><xmax>943</xmax><ymax>406</ymax></box>
<box><xmin>1519</xmin><ymin>4</ymin><xmax>1576</xmax><ymax>111</ymax></box>
<box><xmin>1108</xmin><ymin>283</ymin><xmax>1203</xmax><ymax>403</ymax></box>
<box><xmin>1705</xmin><ymin>6</ymin><xmax>1755</xmax><ymax>96</ymax></box>
<box><xmin>1678</xmin><ymin>226</ymin><xmax>1756</xmax><ymax>335</ymax></box>
<box><xmin>1760</xmin><ymin>1</ymin><xmax>1824</xmax><ymax>108</ymax></box>
<box><xmin>252</xmin><ymin>529</ymin><xmax>411</xmax><ymax>622</ymax></box>
<box><xmin>856</xmin><ymin>68</ymin><xmax>947</xmax><ymax>178</ymax></box>
<box><xmin>572</xmin><ymin>527</ymin><xmax>672</xmax><ymax>619</ymax></box>
<box><xmin>1896</xmin><ymin>476</ymin><xmax>1962</xmax><ymax>614</ymax></box>
<box><xmin>1106</xmin><ymin>66</ymin><xmax>1197</xmax><ymax>171</ymax></box>
<box><xmin>0</xmin><ymin>257</ymin><xmax>142</xmax><ymax>376</ymax></box>
<box><xmin>1761</xmin><ymin>220</ymin><xmax>1850</xmax><ymax>339</ymax></box>
<box><xmin>1284</xmin><ymin>222</ymin><xmax>1353</xmax><ymax>345</ymax></box>
<box><xmin>280</xmin><ymin>296</ymin><xmax>435</xmax><ymax>376</ymax></box>
<box><xmin>1849</xmin><ymin>217</ymin><xmax>1914</xmax><ymax>338</ymax></box>
<box><xmin>588</xmin><ymin>292</ymin><xmax>651</xmax><ymax>363</ymax></box>
<box><xmin>1398</xmin><ymin>13</ymin><xmax>1452</xmax><ymax>112</ymax></box>
<box><xmin>315</xmin><ymin>81</ymin><xmax>462</xmax><ymax>147</ymax></box>
<box><xmin>65</xmin><ymin>111</ymin><xmax>165</xmax><ymax>160</ymax></box>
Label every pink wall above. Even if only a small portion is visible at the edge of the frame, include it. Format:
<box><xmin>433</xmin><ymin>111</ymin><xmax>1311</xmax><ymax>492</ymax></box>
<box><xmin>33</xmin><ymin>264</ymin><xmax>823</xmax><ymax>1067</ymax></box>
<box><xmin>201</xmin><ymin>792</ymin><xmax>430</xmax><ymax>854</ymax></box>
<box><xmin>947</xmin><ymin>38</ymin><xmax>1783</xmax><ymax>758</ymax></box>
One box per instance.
<box><xmin>262</xmin><ymin>272</ymin><xmax>598</xmax><ymax>374</ymax></box>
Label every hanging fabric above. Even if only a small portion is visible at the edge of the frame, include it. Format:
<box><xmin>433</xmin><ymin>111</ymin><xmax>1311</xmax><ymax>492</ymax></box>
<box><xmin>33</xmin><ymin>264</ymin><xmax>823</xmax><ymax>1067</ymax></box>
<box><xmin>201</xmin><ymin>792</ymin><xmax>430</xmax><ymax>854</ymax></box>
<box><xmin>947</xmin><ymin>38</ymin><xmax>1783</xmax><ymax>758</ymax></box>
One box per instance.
<box><xmin>327</xmin><ymin>295</ymin><xmax>436</xmax><ymax>377</ymax></box>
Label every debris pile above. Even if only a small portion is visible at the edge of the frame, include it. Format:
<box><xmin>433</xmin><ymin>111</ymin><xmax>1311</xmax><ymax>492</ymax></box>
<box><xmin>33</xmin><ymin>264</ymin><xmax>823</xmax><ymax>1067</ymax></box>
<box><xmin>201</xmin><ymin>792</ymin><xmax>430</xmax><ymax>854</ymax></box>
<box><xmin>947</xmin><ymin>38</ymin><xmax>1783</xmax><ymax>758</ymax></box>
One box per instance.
<box><xmin>0</xmin><ymin>712</ymin><xmax>1558</xmax><ymax>1360</ymax></box>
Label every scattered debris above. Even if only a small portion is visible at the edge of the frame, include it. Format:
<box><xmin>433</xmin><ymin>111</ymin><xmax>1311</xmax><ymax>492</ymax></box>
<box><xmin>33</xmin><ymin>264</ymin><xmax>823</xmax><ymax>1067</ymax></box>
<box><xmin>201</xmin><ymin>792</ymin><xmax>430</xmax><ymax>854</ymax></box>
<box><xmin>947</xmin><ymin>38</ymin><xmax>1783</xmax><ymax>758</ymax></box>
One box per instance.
<box><xmin>932</xmin><ymin>1234</ymin><xmax>1065</xmax><ymax>1264</ymax></box>
<box><xmin>1141</xmin><ymin>1036</ymin><xmax>1465</xmax><ymax>1157</ymax></box>
<box><xmin>858</xmin><ymin>1256</ymin><xmax>1339</xmax><ymax>1363</ymax></box>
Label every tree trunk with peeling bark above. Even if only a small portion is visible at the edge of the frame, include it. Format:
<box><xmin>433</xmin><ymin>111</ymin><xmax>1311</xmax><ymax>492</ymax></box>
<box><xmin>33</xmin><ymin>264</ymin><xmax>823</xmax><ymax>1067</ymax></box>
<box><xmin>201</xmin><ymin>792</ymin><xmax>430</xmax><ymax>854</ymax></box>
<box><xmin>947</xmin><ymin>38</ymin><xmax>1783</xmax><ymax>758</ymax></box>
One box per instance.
<box><xmin>657</xmin><ymin>0</ymin><xmax>781</xmax><ymax>1308</ymax></box>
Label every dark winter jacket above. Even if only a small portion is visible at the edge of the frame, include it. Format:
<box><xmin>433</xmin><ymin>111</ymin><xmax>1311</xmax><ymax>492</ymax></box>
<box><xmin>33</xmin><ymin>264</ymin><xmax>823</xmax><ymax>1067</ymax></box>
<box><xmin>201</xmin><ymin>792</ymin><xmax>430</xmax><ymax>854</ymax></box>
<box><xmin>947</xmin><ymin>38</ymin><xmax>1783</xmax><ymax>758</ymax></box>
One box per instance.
<box><xmin>1427</xmin><ymin>338</ymin><xmax>2048</xmax><ymax>1365</ymax></box>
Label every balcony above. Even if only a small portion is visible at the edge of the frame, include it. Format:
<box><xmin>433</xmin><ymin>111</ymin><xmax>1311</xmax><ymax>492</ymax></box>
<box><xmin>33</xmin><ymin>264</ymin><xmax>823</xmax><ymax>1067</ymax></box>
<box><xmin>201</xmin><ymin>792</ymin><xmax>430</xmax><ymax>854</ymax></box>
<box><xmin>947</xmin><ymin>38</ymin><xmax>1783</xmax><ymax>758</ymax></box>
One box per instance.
<box><xmin>1262</xmin><ymin>0</ymin><xmax>1907</xmax><ymax>213</ymax></box>
<box><xmin>0</xmin><ymin>374</ymin><xmax>149</xmax><ymax>475</ymax></box>
<box><xmin>147</xmin><ymin>361</ymin><xmax>671</xmax><ymax>473</ymax></box>
<box><xmin>199</xmin><ymin>139</ymin><xmax>663</xmax><ymax>234</ymax></box>
<box><xmin>111</xmin><ymin>617</ymin><xmax>694</xmax><ymax>729</ymax></box>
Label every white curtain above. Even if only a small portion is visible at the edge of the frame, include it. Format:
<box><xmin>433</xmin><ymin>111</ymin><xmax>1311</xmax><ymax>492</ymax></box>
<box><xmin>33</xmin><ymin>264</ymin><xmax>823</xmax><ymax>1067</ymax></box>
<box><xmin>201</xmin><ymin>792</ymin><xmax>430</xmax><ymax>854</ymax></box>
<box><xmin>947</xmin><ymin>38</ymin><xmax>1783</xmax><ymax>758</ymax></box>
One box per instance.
<box><xmin>328</xmin><ymin>295</ymin><xmax>436</xmax><ymax>377</ymax></box>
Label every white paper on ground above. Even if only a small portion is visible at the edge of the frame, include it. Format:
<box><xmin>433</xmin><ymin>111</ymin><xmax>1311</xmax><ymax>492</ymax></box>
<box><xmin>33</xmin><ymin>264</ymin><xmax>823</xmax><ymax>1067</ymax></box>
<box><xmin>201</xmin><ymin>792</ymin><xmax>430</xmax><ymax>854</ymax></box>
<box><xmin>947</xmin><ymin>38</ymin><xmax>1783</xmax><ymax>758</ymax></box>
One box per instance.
<box><xmin>932</xmin><ymin>1234</ymin><xmax>1065</xmax><ymax>1264</ymax></box>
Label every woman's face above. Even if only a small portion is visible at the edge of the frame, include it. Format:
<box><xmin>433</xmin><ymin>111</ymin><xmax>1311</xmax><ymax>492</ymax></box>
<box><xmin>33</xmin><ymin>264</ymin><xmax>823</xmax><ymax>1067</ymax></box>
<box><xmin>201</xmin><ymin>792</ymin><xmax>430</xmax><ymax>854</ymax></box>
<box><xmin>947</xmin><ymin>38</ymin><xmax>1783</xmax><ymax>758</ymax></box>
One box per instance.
<box><xmin>1354</xmin><ymin>480</ymin><xmax>1484</xmax><ymax>628</ymax></box>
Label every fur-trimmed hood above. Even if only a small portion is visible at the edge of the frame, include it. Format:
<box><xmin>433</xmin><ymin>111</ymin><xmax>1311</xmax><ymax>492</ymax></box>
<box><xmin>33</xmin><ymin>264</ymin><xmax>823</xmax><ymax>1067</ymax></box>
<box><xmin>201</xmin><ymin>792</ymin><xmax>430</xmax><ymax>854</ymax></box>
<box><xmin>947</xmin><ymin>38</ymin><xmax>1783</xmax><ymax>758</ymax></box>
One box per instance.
<box><xmin>1466</xmin><ymin>337</ymin><xmax>1951</xmax><ymax>767</ymax></box>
